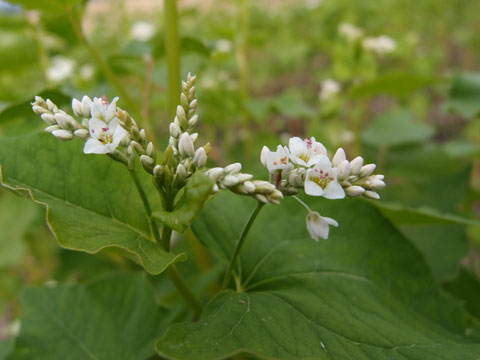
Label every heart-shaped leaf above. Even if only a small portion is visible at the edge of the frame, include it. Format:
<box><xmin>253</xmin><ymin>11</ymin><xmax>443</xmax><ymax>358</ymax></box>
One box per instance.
<box><xmin>156</xmin><ymin>192</ymin><xmax>480</xmax><ymax>359</ymax></box>
<box><xmin>0</xmin><ymin>133</ymin><xmax>185</xmax><ymax>274</ymax></box>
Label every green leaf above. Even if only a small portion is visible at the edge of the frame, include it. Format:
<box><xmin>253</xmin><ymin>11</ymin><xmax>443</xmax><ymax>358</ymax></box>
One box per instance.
<box><xmin>156</xmin><ymin>192</ymin><xmax>480</xmax><ymax>360</ymax></box>
<box><xmin>152</xmin><ymin>172</ymin><xmax>213</xmax><ymax>233</ymax></box>
<box><xmin>362</xmin><ymin>109</ymin><xmax>434</xmax><ymax>147</ymax></box>
<box><xmin>445</xmin><ymin>72</ymin><xmax>480</xmax><ymax>118</ymax></box>
<box><xmin>11</xmin><ymin>272</ymin><xmax>170</xmax><ymax>360</ymax></box>
<box><xmin>444</xmin><ymin>269</ymin><xmax>480</xmax><ymax>320</ymax></box>
<box><xmin>0</xmin><ymin>339</ymin><xmax>14</xmax><ymax>360</ymax></box>
<box><xmin>0</xmin><ymin>133</ymin><xmax>185</xmax><ymax>274</ymax></box>
<box><xmin>352</xmin><ymin>72</ymin><xmax>439</xmax><ymax>98</ymax></box>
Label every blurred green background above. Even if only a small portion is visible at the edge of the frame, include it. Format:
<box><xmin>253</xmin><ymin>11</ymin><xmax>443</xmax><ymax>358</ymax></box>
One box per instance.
<box><xmin>1</xmin><ymin>0</ymin><xmax>480</xmax><ymax>345</ymax></box>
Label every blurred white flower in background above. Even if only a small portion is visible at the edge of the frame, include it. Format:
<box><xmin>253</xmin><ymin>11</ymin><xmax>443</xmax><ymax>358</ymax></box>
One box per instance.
<box><xmin>319</xmin><ymin>79</ymin><xmax>340</xmax><ymax>101</ymax></box>
<box><xmin>46</xmin><ymin>56</ymin><xmax>76</xmax><ymax>83</ymax></box>
<box><xmin>79</xmin><ymin>64</ymin><xmax>95</xmax><ymax>80</ymax></box>
<box><xmin>130</xmin><ymin>21</ymin><xmax>155</xmax><ymax>42</ymax></box>
<box><xmin>305</xmin><ymin>0</ymin><xmax>323</xmax><ymax>9</ymax></box>
<box><xmin>215</xmin><ymin>39</ymin><xmax>233</xmax><ymax>53</ymax></box>
<box><xmin>363</xmin><ymin>35</ymin><xmax>396</xmax><ymax>55</ymax></box>
<box><xmin>338</xmin><ymin>23</ymin><xmax>364</xmax><ymax>42</ymax></box>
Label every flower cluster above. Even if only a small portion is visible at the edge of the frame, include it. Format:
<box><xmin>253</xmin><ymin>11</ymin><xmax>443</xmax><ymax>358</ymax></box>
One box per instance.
<box><xmin>31</xmin><ymin>73</ymin><xmax>282</xmax><ymax>209</ymax></box>
<box><xmin>338</xmin><ymin>22</ymin><xmax>396</xmax><ymax>55</ymax></box>
<box><xmin>261</xmin><ymin>137</ymin><xmax>385</xmax><ymax>240</ymax></box>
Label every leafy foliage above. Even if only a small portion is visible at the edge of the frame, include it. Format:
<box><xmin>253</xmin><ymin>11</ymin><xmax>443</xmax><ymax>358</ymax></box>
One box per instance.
<box><xmin>0</xmin><ymin>133</ymin><xmax>185</xmax><ymax>274</ymax></box>
<box><xmin>156</xmin><ymin>192</ymin><xmax>480</xmax><ymax>359</ymax></box>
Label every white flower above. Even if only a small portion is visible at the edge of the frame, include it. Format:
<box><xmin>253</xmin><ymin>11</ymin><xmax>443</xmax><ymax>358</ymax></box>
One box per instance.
<box><xmin>288</xmin><ymin>137</ymin><xmax>327</xmax><ymax>167</ymax></box>
<box><xmin>319</xmin><ymin>79</ymin><xmax>341</xmax><ymax>101</ymax></box>
<box><xmin>338</xmin><ymin>23</ymin><xmax>364</xmax><ymax>42</ymax></box>
<box><xmin>304</xmin><ymin>155</ymin><xmax>345</xmax><ymax>199</ymax></box>
<box><xmin>84</xmin><ymin>97</ymin><xmax>127</xmax><ymax>154</ymax></box>
<box><xmin>363</xmin><ymin>35</ymin><xmax>396</xmax><ymax>55</ymax></box>
<box><xmin>263</xmin><ymin>145</ymin><xmax>293</xmax><ymax>175</ymax></box>
<box><xmin>130</xmin><ymin>21</ymin><xmax>155</xmax><ymax>42</ymax></box>
<box><xmin>306</xmin><ymin>211</ymin><xmax>338</xmax><ymax>241</ymax></box>
<box><xmin>46</xmin><ymin>56</ymin><xmax>75</xmax><ymax>83</ymax></box>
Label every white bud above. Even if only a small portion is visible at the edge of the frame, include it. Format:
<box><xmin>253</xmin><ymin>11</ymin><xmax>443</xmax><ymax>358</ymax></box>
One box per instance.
<box><xmin>188</xmin><ymin>114</ymin><xmax>198</xmax><ymax>127</ymax></box>
<box><xmin>52</xmin><ymin>129</ymin><xmax>73</xmax><ymax>141</ymax></box>
<box><xmin>224</xmin><ymin>162</ymin><xmax>242</xmax><ymax>175</ymax></box>
<box><xmin>176</xmin><ymin>105</ymin><xmax>187</xmax><ymax>127</ymax></box>
<box><xmin>169</xmin><ymin>136</ymin><xmax>176</xmax><ymax>148</ymax></box>
<box><xmin>146</xmin><ymin>142</ymin><xmax>154</xmax><ymax>157</ymax></box>
<box><xmin>243</xmin><ymin>181</ymin><xmax>255</xmax><ymax>193</ymax></box>
<box><xmin>72</xmin><ymin>98</ymin><xmax>83</xmax><ymax>117</ymax></box>
<box><xmin>178</xmin><ymin>132</ymin><xmax>195</xmax><ymax>157</ymax></box>
<box><xmin>212</xmin><ymin>184</ymin><xmax>219</xmax><ymax>193</ymax></box>
<box><xmin>169</xmin><ymin>122</ymin><xmax>181</xmax><ymax>138</ymax></box>
<box><xmin>337</xmin><ymin>160</ymin><xmax>351</xmax><ymax>181</ymax></box>
<box><xmin>205</xmin><ymin>167</ymin><xmax>224</xmax><ymax>182</ymax></box>
<box><xmin>40</xmin><ymin>113</ymin><xmax>56</xmax><ymax>125</ymax></box>
<box><xmin>260</xmin><ymin>146</ymin><xmax>269</xmax><ymax>167</ymax></box>
<box><xmin>81</xmin><ymin>95</ymin><xmax>92</xmax><ymax>117</ymax></box>
<box><xmin>289</xmin><ymin>172</ymin><xmax>304</xmax><ymax>187</ymax></box>
<box><xmin>373</xmin><ymin>174</ymin><xmax>384</xmax><ymax>181</ymax></box>
<box><xmin>32</xmin><ymin>105</ymin><xmax>48</xmax><ymax>115</ymax></box>
<box><xmin>345</xmin><ymin>185</ymin><xmax>365</xmax><ymax>197</ymax></box>
<box><xmin>255</xmin><ymin>194</ymin><xmax>268</xmax><ymax>203</ymax></box>
<box><xmin>139</xmin><ymin>129</ymin><xmax>147</xmax><ymax>142</ymax></box>
<box><xmin>190</xmin><ymin>133</ymin><xmax>198</xmax><ymax>143</ymax></box>
<box><xmin>45</xmin><ymin>125</ymin><xmax>61</xmax><ymax>133</ymax></box>
<box><xmin>223</xmin><ymin>174</ymin><xmax>239</xmax><ymax>187</ymax></box>
<box><xmin>359</xmin><ymin>164</ymin><xmax>376</xmax><ymax>178</ymax></box>
<box><xmin>34</xmin><ymin>96</ymin><xmax>46</xmax><ymax>106</ymax></box>
<box><xmin>176</xmin><ymin>163</ymin><xmax>187</xmax><ymax>179</ymax></box>
<box><xmin>46</xmin><ymin>99</ymin><xmax>57</xmax><ymax>112</ymax></box>
<box><xmin>236</xmin><ymin>173</ymin><xmax>253</xmax><ymax>182</ymax></box>
<box><xmin>350</xmin><ymin>156</ymin><xmax>364</xmax><ymax>175</ymax></box>
<box><xmin>189</xmin><ymin>99</ymin><xmax>197</xmax><ymax>109</ymax></box>
<box><xmin>140</xmin><ymin>155</ymin><xmax>155</xmax><ymax>169</ymax></box>
<box><xmin>54</xmin><ymin>113</ymin><xmax>71</xmax><ymax>129</ymax></box>
<box><xmin>364</xmin><ymin>190</ymin><xmax>380</xmax><ymax>200</ymax></box>
<box><xmin>74</xmin><ymin>129</ymin><xmax>89</xmax><ymax>139</ymax></box>
<box><xmin>82</xmin><ymin>118</ymin><xmax>88</xmax><ymax>128</ymax></box>
<box><xmin>193</xmin><ymin>147</ymin><xmax>207</xmax><ymax>168</ymax></box>
<box><xmin>369</xmin><ymin>179</ymin><xmax>386</xmax><ymax>190</ymax></box>
<box><xmin>332</xmin><ymin>148</ymin><xmax>347</xmax><ymax>167</ymax></box>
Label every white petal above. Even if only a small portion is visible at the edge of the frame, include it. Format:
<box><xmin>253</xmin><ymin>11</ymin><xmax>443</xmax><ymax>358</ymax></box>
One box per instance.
<box><xmin>106</xmin><ymin>97</ymin><xmax>119</xmax><ymax>122</ymax></box>
<box><xmin>90</xmin><ymin>99</ymin><xmax>105</xmax><ymax>120</ymax></box>
<box><xmin>322</xmin><ymin>216</ymin><xmax>339</xmax><ymax>227</ymax></box>
<box><xmin>260</xmin><ymin>146</ymin><xmax>269</xmax><ymax>167</ymax></box>
<box><xmin>304</xmin><ymin>178</ymin><xmax>325</xmax><ymax>196</ymax></box>
<box><xmin>312</xmin><ymin>154</ymin><xmax>332</xmax><ymax>172</ymax></box>
<box><xmin>88</xmin><ymin>118</ymin><xmax>108</xmax><ymax>137</ymax></box>
<box><xmin>323</xmin><ymin>180</ymin><xmax>345</xmax><ymax>199</ymax></box>
<box><xmin>84</xmin><ymin>138</ymin><xmax>109</xmax><ymax>154</ymax></box>
<box><xmin>288</xmin><ymin>137</ymin><xmax>306</xmax><ymax>155</ymax></box>
<box><xmin>112</xmin><ymin>125</ymin><xmax>128</xmax><ymax>146</ymax></box>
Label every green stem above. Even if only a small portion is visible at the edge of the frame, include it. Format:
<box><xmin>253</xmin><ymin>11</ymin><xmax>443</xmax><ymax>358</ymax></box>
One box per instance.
<box><xmin>221</xmin><ymin>201</ymin><xmax>264</xmax><ymax>291</ymax></box>
<box><xmin>65</xmin><ymin>5</ymin><xmax>139</xmax><ymax>115</ymax></box>
<box><xmin>128</xmin><ymin>169</ymin><xmax>202</xmax><ymax>317</ymax></box>
<box><xmin>164</xmin><ymin>0</ymin><xmax>181</xmax><ymax>120</ymax></box>
<box><xmin>128</xmin><ymin>169</ymin><xmax>161</xmax><ymax>243</ymax></box>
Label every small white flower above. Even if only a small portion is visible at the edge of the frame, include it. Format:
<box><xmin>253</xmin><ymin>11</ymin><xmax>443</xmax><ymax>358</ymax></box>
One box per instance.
<box><xmin>319</xmin><ymin>79</ymin><xmax>340</xmax><ymax>101</ymax></box>
<box><xmin>130</xmin><ymin>21</ymin><xmax>155</xmax><ymax>42</ymax></box>
<box><xmin>338</xmin><ymin>23</ymin><xmax>364</xmax><ymax>42</ymax></box>
<box><xmin>263</xmin><ymin>145</ymin><xmax>293</xmax><ymax>175</ymax></box>
<box><xmin>304</xmin><ymin>155</ymin><xmax>345</xmax><ymax>199</ymax></box>
<box><xmin>363</xmin><ymin>35</ymin><xmax>396</xmax><ymax>55</ymax></box>
<box><xmin>178</xmin><ymin>132</ymin><xmax>195</xmax><ymax>157</ymax></box>
<box><xmin>46</xmin><ymin>56</ymin><xmax>75</xmax><ymax>83</ymax></box>
<box><xmin>288</xmin><ymin>137</ymin><xmax>327</xmax><ymax>167</ymax></box>
<box><xmin>306</xmin><ymin>211</ymin><xmax>338</xmax><ymax>241</ymax></box>
<box><xmin>193</xmin><ymin>147</ymin><xmax>207</xmax><ymax>168</ymax></box>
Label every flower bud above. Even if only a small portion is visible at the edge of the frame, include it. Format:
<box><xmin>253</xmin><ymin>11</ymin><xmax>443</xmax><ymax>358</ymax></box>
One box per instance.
<box><xmin>255</xmin><ymin>194</ymin><xmax>268</xmax><ymax>203</ymax></box>
<box><xmin>139</xmin><ymin>129</ymin><xmax>147</xmax><ymax>143</ymax></box>
<box><xmin>223</xmin><ymin>174</ymin><xmax>239</xmax><ymax>187</ymax></box>
<box><xmin>40</xmin><ymin>113</ymin><xmax>56</xmax><ymax>125</ymax></box>
<box><xmin>34</xmin><ymin>96</ymin><xmax>46</xmax><ymax>106</ymax></box>
<box><xmin>81</xmin><ymin>96</ymin><xmax>92</xmax><ymax>117</ymax></box>
<box><xmin>178</xmin><ymin>132</ymin><xmax>195</xmax><ymax>157</ymax></box>
<box><xmin>212</xmin><ymin>184</ymin><xmax>219</xmax><ymax>193</ymax></box>
<box><xmin>153</xmin><ymin>165</ymin><xmax>164</xmax><ymax>183</ymax></box>
<box><xmin>32</xmin><ymin>105</ymin><xmax>48</xmax><ymax>115</ymax></box>
<box><xmin>369</xmin><ymin>179</ymin><xmax>386</xmax><ymax>190</ymax></box>
<box><xmin>337</xmin><ymin>160</ymin><xmax>351</xmax><ymax>181</ymax></box>
<box><xmin>146</xmin><ymin>142</ymin><xmax>155</xmax><ymax>157</ymax></box>
<box><xmin>190</xmin><ymin>133</ymin><xmax>198</xmax><ymax>143</ymax></box>
<box><xmin>52</xmin><ymin>129</ymin><xmax>73</xmax><ymax>141</ymax></box>
<box><xmin>169</xmin><ymin>122</ymin><xmax>181</xmax><ymax>138</ymax></box>
<box><xmin>350</xmin><ymin>156</ymin><xmax>364</xmax><ymax>175</ymax></box>
<box><xmin>289</xmin><ymin>172</ymin><xmax>304</xmax><ymax>188</ymax></box>
<box><xmin>332</xmin><ymin>148</ymin><xmax>346</xmax><ymax>167</ymax></box>
<box><xmin>176</xmin><ymin>105</ymin><xmax>187</xmax><ymax>128</ymax></box>
<box><xmin>188</xmin><ymin>114</ymin><xmax>198</xmax><ymax>127</ymax></box>
<box><xmin>364</xmin><ymin>190</ymin><xmax>380</xmax><ymax>200</ymax></box>
<box><xmin>54</xmin><ymin>113</ymin><xmax>71</xmax><ymax>129</ymax></box>
<box><xmin>189</xmin><ymin>99</ymin><xmax>197</xmax><ymax>109</ymax></box>
<box><xmin>236</xmin><ymin>173</ymin><xmax>253</xmax><ymax>182</ymax></box>
<box><xmin>345</xmin><ymin>185</ymin><xmax>365</xmax><ymax>197</ymax></box>
<box><xmin>243</xmin><ymin>181</ymin><xmax>255</xmax><ymax>193</ymax></box>
<box><xmin>140</xmin><ymin>155</ymin><xmax>155</xmax><ymax>173</ymax></box>
<box><xmin>176</xmin><ymin>163</ymin><xmax>187</xmax><ymax>180</ymax></box>
<box><xmin>224</xmin><ymin>162</ymin><xmax>242</xmax><ymax>175</ymax></box>
<box><xmin>131</xmin><ymin>141</ymin><xmax>145</xmax><ymax>155</ymax></box>
<box><xmin>180</xmin><ymin>93</ymin><xmax>189</xmax><ymax>109</ymax></box>
<box><xmin>205</xmin><ymin>167</ymin><xmax>224</xmax><ymax>182</ymax></box>
<box><xmin>373</xmin><ymin>174</ymin><xmax>384</xmax><ymax>181</ymax></box>
<box><xmin>359</xmin><ymin>164</ymin><xmax>376</xmax><ymax>178</ymax></box>
<box><xmin>46</xmin><ymin>99</ymin><xmax>57</xmax><ymax>112</ymax></box>
<box><xmin>74</xmin><ymin>129</ymin><xmax>89</xmax><ymax>139</ymax></box>
<box><xmin>72</xmin><ymin>98</ymin><xmax>83</xmax><ymax>117</ymax></box>
<box><xmin>193</xmin><ymin>147</ymin><xmax>207</xmax><ymax>168</ymax></box>
<box><xmin>45</xmin><ymin>125</ymin><xmax>61</xmax><ymax>133</ymax></box>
